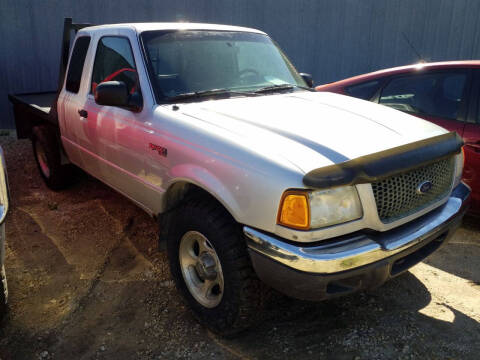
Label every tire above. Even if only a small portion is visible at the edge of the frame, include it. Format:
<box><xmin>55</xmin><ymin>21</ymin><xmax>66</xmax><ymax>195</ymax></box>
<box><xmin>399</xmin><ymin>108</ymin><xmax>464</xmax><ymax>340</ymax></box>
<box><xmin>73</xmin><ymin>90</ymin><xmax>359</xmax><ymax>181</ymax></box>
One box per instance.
<box><xmin>32</xmin><ymin>126</ymin><xmax>71</xmax><ymax>190</ymax></box>
<box><xmin>167</xmin><ymin>197</ymin><xmax>266</xmax><ymax>337</ymax></box>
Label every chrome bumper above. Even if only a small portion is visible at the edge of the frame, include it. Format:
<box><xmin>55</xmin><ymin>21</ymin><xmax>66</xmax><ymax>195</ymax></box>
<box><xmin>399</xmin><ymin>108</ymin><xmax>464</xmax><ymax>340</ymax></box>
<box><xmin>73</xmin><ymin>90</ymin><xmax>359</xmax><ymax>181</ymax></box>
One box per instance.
<box><xmin>245</xmin><ymin>182</ymin><xmax>470</xmax><ymax>275</ymax></box>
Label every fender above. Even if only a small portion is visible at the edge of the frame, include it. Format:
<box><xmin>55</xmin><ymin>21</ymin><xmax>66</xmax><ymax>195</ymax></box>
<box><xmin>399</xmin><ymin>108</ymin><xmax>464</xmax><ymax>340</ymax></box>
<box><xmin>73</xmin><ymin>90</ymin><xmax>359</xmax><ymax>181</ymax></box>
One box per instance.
<box><xmin>163</xmin><ymin>163</ymin><xmax>244</xmax><ymax>222</ymax></box>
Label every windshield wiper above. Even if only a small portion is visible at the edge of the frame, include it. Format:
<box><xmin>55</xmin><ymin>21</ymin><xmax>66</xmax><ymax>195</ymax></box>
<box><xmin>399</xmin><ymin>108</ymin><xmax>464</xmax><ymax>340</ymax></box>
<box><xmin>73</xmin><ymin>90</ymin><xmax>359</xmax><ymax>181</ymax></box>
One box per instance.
<box><xmin>254</xmin><ymin>84</ymin><xmax>315</xmax><ymax>94</ymax></box>
<box><xmin>168</xmin><ymin>88</ymin><xmax>259</xmax><ymax>101</ymax></box>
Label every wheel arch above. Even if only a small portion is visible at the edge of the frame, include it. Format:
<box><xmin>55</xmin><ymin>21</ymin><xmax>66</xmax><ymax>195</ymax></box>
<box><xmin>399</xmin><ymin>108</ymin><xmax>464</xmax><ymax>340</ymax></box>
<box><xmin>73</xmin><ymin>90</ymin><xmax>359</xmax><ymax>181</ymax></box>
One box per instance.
<box><xmin>156</xmin><ymin>175</ymin><xmax>244</xmax><ymax>247</ymax></box>
<box><xmin>160</xmin><ymin>177</ymin><xmax>242</xmax><ymax>223</ymax></box>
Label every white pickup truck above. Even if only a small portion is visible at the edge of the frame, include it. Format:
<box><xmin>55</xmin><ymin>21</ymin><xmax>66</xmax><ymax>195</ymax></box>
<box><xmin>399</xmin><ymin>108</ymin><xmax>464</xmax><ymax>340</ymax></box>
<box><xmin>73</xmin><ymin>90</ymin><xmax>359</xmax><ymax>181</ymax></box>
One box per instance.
<box><xmin>9</xmin><ymin>18</ymin><xmax>470</xmax><ymax>335</ymax></box>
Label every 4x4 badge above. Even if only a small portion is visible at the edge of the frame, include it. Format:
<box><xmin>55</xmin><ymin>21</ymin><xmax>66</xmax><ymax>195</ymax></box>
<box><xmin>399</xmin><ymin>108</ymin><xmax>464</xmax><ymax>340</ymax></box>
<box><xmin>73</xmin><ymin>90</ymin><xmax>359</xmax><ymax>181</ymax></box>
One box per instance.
<box><xmin>149</xmin><ymin>143</ymin><xmax>168</xmax><ymax>157</ymax></box>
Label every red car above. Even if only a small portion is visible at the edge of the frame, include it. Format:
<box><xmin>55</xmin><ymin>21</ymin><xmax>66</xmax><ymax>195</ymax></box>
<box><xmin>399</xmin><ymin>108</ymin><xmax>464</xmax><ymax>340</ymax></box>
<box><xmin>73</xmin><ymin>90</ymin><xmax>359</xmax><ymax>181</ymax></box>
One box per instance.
<box><xmin>316</xmin><ymin>61</ymin><xmax>480</xmax><ymax>214</ymax></box>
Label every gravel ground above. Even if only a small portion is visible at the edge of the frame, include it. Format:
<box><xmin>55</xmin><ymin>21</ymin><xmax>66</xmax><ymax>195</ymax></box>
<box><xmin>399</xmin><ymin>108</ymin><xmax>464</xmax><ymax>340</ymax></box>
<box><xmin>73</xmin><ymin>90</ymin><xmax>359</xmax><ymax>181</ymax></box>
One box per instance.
<box><xmin>0</xmin><ymin>137</ymin><xmax>479</xmax><ymax>360</ymax></box>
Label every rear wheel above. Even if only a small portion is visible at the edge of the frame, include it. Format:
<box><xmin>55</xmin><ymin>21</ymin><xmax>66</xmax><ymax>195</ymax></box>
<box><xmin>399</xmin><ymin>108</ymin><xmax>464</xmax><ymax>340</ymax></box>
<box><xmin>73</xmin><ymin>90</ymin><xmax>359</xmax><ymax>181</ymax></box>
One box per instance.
<box><xmin>32</xmin><ymin>126</ymin><xmax>71</xmax><ymax>190</ymax></box>
<box><xmin>167</xmin><ymin>197</ymin><xmax>266</xmax><ymax>337</ymax></box>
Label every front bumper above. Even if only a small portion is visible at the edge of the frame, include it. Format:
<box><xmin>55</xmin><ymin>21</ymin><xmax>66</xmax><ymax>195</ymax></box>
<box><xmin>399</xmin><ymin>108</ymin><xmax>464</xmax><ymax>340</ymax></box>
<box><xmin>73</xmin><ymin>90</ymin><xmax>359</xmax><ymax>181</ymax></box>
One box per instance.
<box><xmin>245</xmin><ymin>182</ymin><xmax>470</xmax><ymax>301</ymax></box>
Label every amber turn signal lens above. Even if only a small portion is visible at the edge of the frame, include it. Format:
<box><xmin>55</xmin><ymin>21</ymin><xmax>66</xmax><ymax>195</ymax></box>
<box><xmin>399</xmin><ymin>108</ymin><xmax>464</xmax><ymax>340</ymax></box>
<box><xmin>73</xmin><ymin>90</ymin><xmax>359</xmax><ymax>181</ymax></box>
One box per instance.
<box><xmin>277</xmin><ymin>191</ymin><xmax>310</xmax><ymax>230</ymax></box>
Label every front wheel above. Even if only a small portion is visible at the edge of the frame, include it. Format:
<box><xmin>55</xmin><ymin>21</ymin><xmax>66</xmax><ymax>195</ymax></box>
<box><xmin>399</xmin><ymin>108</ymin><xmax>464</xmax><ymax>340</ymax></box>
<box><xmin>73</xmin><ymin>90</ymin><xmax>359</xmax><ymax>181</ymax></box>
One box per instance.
<box><xmin>167</xmin><ymin>197</ymin><xmax>266</xmax><ymax>336</ymax></box>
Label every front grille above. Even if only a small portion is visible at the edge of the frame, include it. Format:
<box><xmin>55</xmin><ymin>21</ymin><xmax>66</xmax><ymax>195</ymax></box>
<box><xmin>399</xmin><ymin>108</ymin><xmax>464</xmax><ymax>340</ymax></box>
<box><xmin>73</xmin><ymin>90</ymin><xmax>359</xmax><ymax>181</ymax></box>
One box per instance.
<box><xmin>372</xmin><ymin>157</ymin><xmax>455</xmax><ymax>223</ymax></box>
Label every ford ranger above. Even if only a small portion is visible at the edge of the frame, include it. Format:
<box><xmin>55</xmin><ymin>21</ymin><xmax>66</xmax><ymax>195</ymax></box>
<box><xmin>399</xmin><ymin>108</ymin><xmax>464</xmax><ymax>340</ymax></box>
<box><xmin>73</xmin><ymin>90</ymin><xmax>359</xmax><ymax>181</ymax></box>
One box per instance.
<box><xmin>8</xmin><ymin>18</ymin><xmax>470</xmax><ymax>336</ymax></box>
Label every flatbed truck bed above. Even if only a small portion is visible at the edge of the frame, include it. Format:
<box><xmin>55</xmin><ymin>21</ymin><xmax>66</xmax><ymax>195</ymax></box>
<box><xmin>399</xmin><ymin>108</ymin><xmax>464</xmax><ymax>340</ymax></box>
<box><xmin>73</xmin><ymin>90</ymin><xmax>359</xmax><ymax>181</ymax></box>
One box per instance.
<box><xmin>8</xmin><ymin>92</ymin><xmax>56</xmax><ymax>138</ymax></box>
<box><xmin>7</xmin><ymin>18</ymin><xmax>91</xmax><ymax>139</ymax></box>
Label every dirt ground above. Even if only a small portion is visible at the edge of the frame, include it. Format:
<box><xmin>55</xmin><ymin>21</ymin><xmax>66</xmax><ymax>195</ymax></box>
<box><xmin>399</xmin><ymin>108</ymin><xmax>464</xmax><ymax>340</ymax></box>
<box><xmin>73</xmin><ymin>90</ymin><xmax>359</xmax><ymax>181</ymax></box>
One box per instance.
<box><xmin>0</xmin><ymin>137</ymin><xmax>478</xmax><ymax>360</ymax></box>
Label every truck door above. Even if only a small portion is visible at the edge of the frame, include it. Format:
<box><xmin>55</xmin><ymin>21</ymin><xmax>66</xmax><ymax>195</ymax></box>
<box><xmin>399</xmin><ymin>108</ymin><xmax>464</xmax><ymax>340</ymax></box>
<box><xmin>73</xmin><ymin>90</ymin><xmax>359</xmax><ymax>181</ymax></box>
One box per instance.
<box><xmin>58</xmin><ymin>35</ymin><xmax>92</xmax><ymax>168</ymax></box>
<box><xmin>81</xmin><ymin>34</ymin><xmax>161</xmax><ymax>213</ymax></box>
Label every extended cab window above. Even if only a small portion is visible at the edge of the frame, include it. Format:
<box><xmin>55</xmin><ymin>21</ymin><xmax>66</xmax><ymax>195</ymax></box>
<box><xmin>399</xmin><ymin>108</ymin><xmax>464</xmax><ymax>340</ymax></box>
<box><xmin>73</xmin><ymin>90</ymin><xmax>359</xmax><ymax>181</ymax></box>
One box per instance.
<box><xmin>91</xmin><ymin>37</ymin><xmax>139</xmax><ymax>96</ymax></box>
<box><xmin>379</xmin><ymin>72</ymin><xmax>467</xmax><ymax>120</ymax></box>
<box><xmin>65</xmin><ymin>36</ymin><xmax>91</xmax><ymax>93</ymax></box>
<box><xmin>346</xmin><ymin>80</ymin><xmax>381</xmax><ymax>100</ymax></box>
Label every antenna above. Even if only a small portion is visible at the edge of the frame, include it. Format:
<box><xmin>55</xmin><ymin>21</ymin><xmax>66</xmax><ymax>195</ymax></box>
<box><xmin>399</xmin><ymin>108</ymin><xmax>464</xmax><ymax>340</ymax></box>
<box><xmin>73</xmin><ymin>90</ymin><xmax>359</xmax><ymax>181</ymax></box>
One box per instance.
<box><xmin>402</xmin><ymin>32</ymin><xmax>424</xmax><ymax>63</ymax></box>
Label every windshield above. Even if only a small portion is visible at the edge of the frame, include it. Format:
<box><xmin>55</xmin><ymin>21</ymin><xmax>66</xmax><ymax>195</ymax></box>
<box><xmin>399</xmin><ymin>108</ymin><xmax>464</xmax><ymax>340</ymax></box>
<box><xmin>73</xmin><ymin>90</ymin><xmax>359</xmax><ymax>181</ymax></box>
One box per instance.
<box><xmin>141</xmin><ymin>30</ymin><xmax>307</xmax><ymax>102</ymax></box>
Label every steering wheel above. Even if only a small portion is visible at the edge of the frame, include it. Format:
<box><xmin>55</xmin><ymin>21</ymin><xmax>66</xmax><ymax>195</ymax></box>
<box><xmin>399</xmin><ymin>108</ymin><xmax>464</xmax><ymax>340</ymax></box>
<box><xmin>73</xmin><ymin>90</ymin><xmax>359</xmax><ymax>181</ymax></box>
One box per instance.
<box><xmin>92</xmin><ymin>68</ymin><xmax>138</xmax><ymax>94</ymax></box>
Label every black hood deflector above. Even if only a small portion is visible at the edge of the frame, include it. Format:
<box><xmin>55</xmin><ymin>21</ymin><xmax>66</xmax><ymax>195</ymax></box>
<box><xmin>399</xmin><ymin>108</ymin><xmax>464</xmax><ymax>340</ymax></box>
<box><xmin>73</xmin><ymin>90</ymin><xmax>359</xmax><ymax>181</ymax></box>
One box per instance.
<box><xmin>303</xmin><ymin>132</ymin><xmax>463</xmax><ymax>189</ymax></box>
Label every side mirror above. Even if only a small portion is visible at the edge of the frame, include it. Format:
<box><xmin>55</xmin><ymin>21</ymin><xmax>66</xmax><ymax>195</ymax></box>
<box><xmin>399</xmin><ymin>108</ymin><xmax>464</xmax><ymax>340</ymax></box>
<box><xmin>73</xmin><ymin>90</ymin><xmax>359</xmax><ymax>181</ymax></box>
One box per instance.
<box><xmin>299</xmin><ymin>73</ymin><xmax>314</xmax><ymax>88</ymax></box>
<box><xmin>95</xmin><ymin>81</ymin><xmax>128</xmax><ymax>106</ymax></box>
<box><xmin>95</xmin><ymin>81</ymin><xmax>142</xmax><ymax>111</ymax></box>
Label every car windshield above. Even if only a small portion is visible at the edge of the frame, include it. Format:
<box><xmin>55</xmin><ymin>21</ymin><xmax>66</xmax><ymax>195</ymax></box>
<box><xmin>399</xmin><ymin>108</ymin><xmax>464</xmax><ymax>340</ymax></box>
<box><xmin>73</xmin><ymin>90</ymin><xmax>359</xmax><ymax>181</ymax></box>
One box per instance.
<box><xmin>141</xmin><ymin>30</ymin><xmax>307</xmax><ymax>102</ymax></box>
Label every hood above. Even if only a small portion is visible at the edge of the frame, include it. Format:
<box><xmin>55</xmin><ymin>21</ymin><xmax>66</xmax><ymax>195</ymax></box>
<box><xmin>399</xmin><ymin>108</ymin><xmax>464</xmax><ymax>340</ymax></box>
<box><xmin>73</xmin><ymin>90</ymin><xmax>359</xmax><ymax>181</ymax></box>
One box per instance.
<box><xmin>175</xmin><ymin>91</ymin><xmax>448</xmax><ymax>173</ymax></box>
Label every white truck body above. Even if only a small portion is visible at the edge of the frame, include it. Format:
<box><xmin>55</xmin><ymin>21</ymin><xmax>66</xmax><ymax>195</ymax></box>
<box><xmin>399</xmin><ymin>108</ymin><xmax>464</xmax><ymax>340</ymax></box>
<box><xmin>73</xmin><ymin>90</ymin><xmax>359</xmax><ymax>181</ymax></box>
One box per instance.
<box><xmin>8</xmin><ymin>20</ymin><xmax>470</xmax><ymax>334</ymax></box>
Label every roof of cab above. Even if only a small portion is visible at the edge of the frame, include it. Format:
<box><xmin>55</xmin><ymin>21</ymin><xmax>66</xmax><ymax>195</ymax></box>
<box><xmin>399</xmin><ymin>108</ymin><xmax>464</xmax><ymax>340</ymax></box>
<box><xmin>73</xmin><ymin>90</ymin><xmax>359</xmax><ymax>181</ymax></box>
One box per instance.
<box><xmin>81</xmin><ymin>22</ymin><xmax>266</xmax><ymax>35</ymax></box>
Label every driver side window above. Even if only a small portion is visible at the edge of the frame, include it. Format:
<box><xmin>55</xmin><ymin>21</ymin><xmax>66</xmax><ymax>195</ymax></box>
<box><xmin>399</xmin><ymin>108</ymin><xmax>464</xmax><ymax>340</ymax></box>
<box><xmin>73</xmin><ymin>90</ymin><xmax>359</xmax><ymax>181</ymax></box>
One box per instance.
<box><xmin>91</xmin><ymin>36</ymin><xmax>139</xmax><ymax>95</ymax></box>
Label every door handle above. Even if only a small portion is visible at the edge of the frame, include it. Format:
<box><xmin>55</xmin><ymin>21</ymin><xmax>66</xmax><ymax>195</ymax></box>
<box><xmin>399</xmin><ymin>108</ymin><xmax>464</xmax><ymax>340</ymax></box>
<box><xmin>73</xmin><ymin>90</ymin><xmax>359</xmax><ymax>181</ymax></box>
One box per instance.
<box><xmin>78</xmin><ymin>109</ymin><xmax>88</xmax><ymax>118</ymax></box>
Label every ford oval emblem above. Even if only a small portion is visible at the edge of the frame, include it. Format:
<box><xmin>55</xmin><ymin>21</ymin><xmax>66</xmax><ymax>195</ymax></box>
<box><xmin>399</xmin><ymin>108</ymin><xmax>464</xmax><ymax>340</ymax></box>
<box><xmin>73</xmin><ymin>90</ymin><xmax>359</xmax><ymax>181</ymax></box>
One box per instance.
<box><xmin>417</xmin><ymin>180</ymin><xmax>433</xmax><ymax>194</ymax></box>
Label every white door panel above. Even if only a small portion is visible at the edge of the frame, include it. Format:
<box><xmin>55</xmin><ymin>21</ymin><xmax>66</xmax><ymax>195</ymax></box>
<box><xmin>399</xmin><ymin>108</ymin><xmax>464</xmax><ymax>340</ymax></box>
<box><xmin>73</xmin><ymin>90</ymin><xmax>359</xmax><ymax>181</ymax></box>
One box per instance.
<box><xmin>82</xmin><ymin>96</ymin><xmax>162</xmax><ymax>211</ymax></box>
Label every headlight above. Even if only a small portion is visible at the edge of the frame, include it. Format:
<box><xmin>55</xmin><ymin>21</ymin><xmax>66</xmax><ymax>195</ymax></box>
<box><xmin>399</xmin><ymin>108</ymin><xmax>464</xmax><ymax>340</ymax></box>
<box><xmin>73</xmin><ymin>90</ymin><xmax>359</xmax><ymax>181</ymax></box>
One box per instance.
<box><xmin>453</xmin><ymin>148</ymin><xmax>464</xmax><ymax>187</ymax></box>
<box><xmin>277</xmin><ymin>186</ymin><xmax>363</xmax><ymax>230</ymax></box>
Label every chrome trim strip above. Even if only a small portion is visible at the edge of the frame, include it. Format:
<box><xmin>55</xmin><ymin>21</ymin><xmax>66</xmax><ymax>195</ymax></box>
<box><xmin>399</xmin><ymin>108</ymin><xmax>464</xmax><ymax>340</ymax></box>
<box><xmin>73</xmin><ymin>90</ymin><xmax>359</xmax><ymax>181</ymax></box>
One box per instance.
<box><xmin>245</xmin><ymin>183</ymin><xmax>469</xmax><ymax>274</ymax></box>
